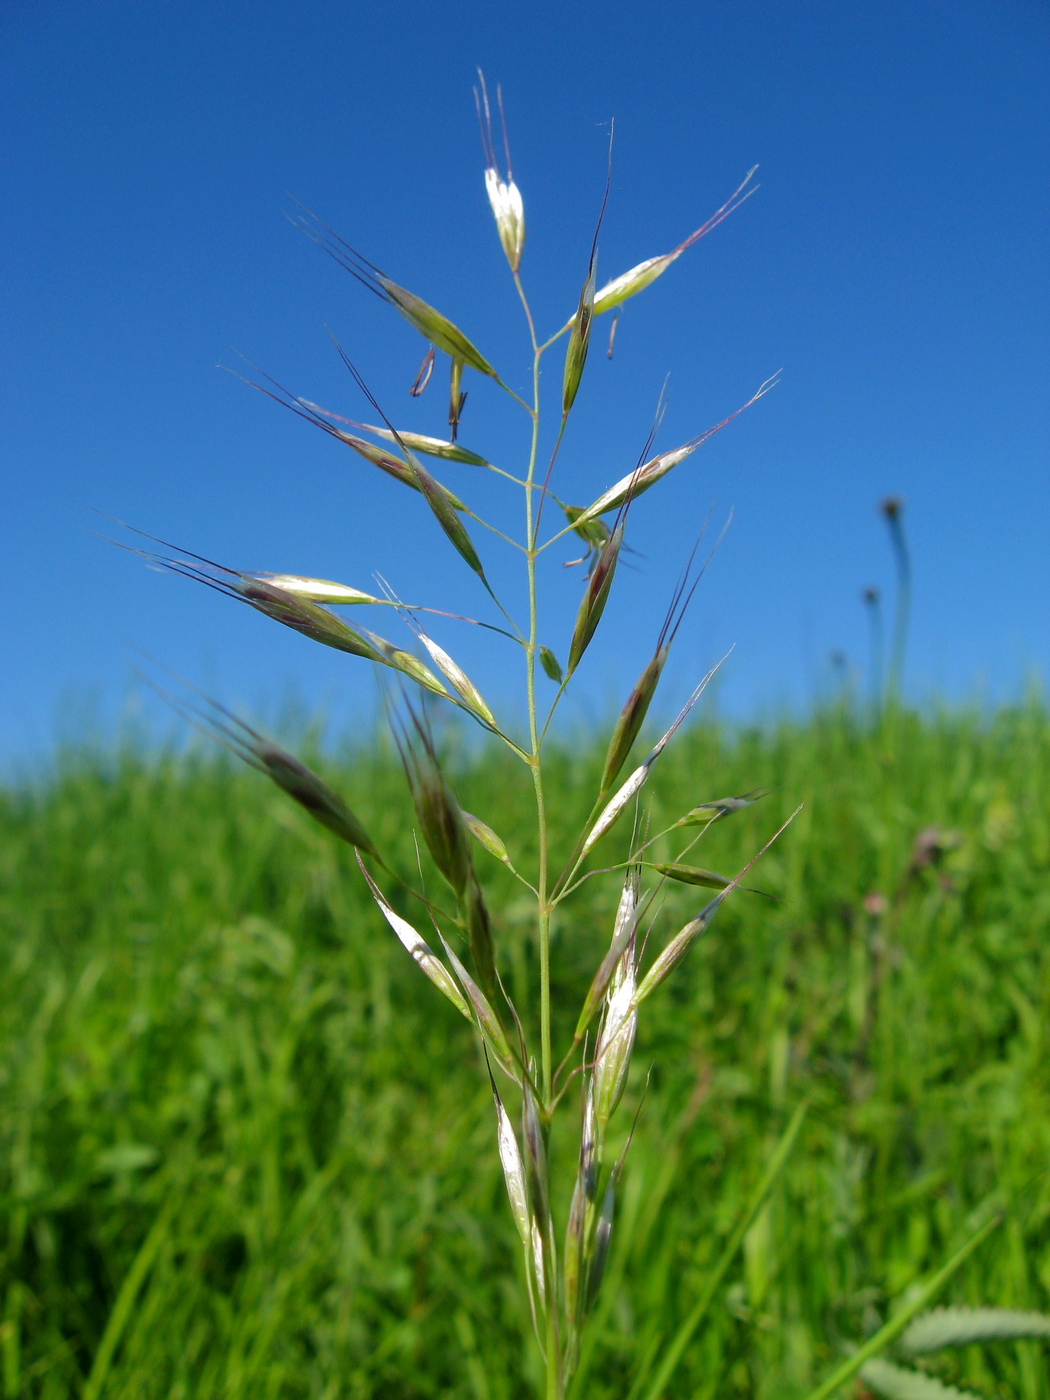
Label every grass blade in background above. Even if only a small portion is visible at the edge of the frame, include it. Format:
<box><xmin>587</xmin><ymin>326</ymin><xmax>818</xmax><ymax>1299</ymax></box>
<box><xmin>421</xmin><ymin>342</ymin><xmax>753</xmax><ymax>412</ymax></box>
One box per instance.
<box><xmin>636</xmin><ymin>1100</ymin><xmax>808</xmax><ymax>1400</ymax></box>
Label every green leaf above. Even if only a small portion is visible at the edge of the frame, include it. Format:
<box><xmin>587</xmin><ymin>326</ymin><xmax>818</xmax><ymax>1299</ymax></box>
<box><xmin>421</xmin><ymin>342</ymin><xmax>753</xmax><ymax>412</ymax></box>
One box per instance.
<box><xmin>900</xmin><ymin>1307</ymin><xmax>1050</xmax><ymax>1356</ymax></box>
<box><xmin>797</xmin><ymin>1214</ymin><xmax>1003</xmax><ymax>1400</ymax></box>
<box><xmin>860</xmin><ymin>1359</ymin><xmax>980</xmax><ymax>1400</ymax></box>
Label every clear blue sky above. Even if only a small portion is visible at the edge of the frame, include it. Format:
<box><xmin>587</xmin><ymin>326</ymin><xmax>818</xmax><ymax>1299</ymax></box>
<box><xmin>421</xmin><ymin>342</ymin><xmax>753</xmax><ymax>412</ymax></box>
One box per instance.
<box><xmin>3</xmin><ymin>0</ymin><xmax>1048</xmax><ymax>760</ymax></box>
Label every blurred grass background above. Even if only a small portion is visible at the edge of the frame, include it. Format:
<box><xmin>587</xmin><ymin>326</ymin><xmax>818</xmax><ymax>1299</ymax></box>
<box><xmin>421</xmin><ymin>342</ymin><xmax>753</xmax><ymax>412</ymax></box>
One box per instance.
<box><xmin>1</xmin><ymin>703</ymin><xmax>1048</xmax><ymax>1398</ymax></box>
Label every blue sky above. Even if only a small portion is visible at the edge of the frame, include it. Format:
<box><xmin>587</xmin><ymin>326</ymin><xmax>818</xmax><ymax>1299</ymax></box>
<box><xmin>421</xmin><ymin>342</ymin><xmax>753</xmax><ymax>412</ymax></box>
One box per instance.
<box><xmin>3</xmin><ymin>0</ymin><xmax>1048</xmax><ymax>760</ymax></box>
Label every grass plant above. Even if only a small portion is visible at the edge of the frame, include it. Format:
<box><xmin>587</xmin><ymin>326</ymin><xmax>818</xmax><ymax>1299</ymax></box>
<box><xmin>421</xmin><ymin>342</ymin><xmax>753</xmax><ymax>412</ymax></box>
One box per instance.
<box><xmin>1</xmin><ymin>705</ymin><xmax>1049</xmax><ymax>1396</ymax></box>
<box><xmin>5</xmin><ymin>81</ymin><xmax>1047</xmax><ymax>1399</ymax></box>
<box><xmin>107</xmin><ymin>77</ymin><xmax>790</xmax><ymax>1397</ymax></box>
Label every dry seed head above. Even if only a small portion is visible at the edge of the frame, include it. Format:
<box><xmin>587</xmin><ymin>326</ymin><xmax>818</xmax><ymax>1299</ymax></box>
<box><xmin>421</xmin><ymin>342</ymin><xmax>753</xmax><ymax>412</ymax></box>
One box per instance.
<box><xmin>567</xmin><ymin>523</ymin><xmax>623</xmax><ymax>676</ymax></box>
<box><xmin>258</xmin><ymin>744</ymin><xmax>379</xmax><ymax>858</ymax></box>
<box><xmin>417</xmin><ymin>633</ymin><xmax>496</xmax><ymax>725</ymax></box>
<box><xmin>463</xmin><ymin>812</ymin><xmax>513</xmax><ymax>868</ymax></box>
<box><xmin>358</xmin><ymin>858</ymin><xmax>472</xmax><ymax>1018</ymax></box>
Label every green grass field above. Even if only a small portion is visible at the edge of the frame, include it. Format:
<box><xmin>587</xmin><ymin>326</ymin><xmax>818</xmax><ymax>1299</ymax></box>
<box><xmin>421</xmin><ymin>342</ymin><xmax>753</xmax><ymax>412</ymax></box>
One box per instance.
<box><xmin>1</xmin><ymin>704</ymin><xmax>1048</xmax><ymax>1399</ymax></box>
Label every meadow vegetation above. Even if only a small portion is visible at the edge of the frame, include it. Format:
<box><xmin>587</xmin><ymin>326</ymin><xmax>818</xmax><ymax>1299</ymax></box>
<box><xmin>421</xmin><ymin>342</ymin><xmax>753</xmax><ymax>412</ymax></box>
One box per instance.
<box><xmin>1</xmin><ymin>702</ymin><xmax>1048</xmax><ymax>1398</ymax></box>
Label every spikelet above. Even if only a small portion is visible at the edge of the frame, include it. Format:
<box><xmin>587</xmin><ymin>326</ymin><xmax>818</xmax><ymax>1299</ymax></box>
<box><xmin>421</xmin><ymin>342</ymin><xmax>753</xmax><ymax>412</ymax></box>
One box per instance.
<box><xmin>334</xmin><ymin>427</ymin><xmax>466</xmax><ymax>504</ymax></box>
<box><xmin>521</xmin><ymin>1079</ymin><xmax>550</xmax><ymax>1223</ymax></box>
<box><xmin>354</xmin><ymin>626</ymin><xmax>449</xmax><ymax>698</ymax></box>
<box><xmin>649</xmin><ymin>863</ymin><xmax>734</xmax><ymax>891</ymax></box>
<box><xmin>464</xmin><ymin>874</ymin><xmax>498</xmax><ymax>1001</ymax></box>
<box><xmin>405</xmin><ymin>447</ymin><xmax>489</xmax><ymax>583</ymax></box>
<box><xmin>563</xmin><ymin>263</ymin><xmax>596</xmax><ymax>418</ymax></box>
<box><xmin>256</xmin><ymin>744</ymin><xmax>379</xmax><ymax>857</ymax></box>
<box><xmin>396</xmin><ymin>718</ymin><xmax>473</xmax><ymax>898</ymax></box>
<box><xmin>291</xmin><ymin>202</ymin><xmax>500</xmax><ymax>380</ymax></box>
<box><xmin>250</xmin><ymin>574</ymin><xmax>381</xmax><ymax>606</ymax></box>
<box><xmin>448</xmin><ymin>356</ymin><xmax>467</xmax><ymax>441</ymax></box>
<box><xmin>438</xmin><ymin>932</ymin><xmax>514</xmax><ymax>1073</ymax></box>
<box><xmin>298</xmin><ymin>405</ymin><xmax>491</xmax><ymax>466</ymax></box>
<box><xmin>357</xmin><ymin>858</ymin><xmax>472</xmax><ymax>1018</ymax></box>
<box><xmin>582</xmin><ymin>664</ymin><xmax>722</xmax><ymax>855</ymax></box>
<box><xmin>539</xmin><ymin>647</ymin><xmax>563</xmax><ymax>683</ymax></box>
<box><xmin>236</xmin><ymin>579</ymin><xmax>383</xmax><ymax>658</ymax></box>
<box><xmin>566</xmin><ymin>523</ymin><xmax>623</xmax><ymax>676</ymax></box>
<box><xmin>634</xmin><ymin>807</ymin><xmax>799</xmax><ymax>1003</ymax></box>
<box><xmin>463</xmin><ymin>812</ymin><xmax>513</xmax><ymax>868</ymax></box>
<box><xmin>560</xmin><ymin>166</ymin><xmax>758</xmax><ymax>326</ymax></box>
<box><xmin>562</xmin><ymin>505</ymin><xmax>612</xmax><ymax>560</ymax></box>
<box><xmin>487</xmin><ymin>1066</ymin><xmax>532</xmax><ymax>1249</ymax></box>
<box><xmin>599</xmin><ymin>531</ymin><xmax>712</xmax><ymax>794</ymax></box>
<box><xmin>380</xmin><ymin>275</ymin><xmax>498</xmax><ymax>377</ymax></box>
<box><xmin>562</xmin><ymin>128</ymin><xmax>612</xmax><ymax>418</ymax></box>
<box><xmin>485</xmin><ymin>167</ymin><xmax>525</xmax><ymax>272</ymax></box>
<box><xmin>417</xmin><ymin>632</ymin><xmax>496</xmax><ymax>725</ymax></box>
<box><xmin>600</xmin><ymin>649</ymin><xmax>667</xmax><ymax>795</ymax></box>
<box><xmin>633</xmin><ymin>896</ymin><xmax>725</xmax><ymax>1006</ymax></box>
<box><xmin>674</xmin><ymin>791</ymin><xmax>766</xmax><ymax>829</ymax></box>
<box><xmin>143</xmin><ymin>674</ymin><xmax>384</xmax><ymax>863</ymax></box>
<box><xmin>563</xmin><ymin>1172</ymin><xmax>586</xmax><ymax>1334</ymax></box>
<box><xmin>236</xmin><ymin>582</ymin><xmax>449</xmax><ymax>700</ymax></box>
<box><xmin>593</xmin><ymin>918</ymin><xmax>637</xmax><ymax>1128</ymax></box>
<box><xmin>563</xmin><ymin>1083</ymin><xmax>598</xmax><ymax>1347</ymax></box>
<box><xmin>476</xmin><ymin>72</ymin><xmax>525</xmax><ymax>273</ymax></box>
<box><xmin>574</xmin><ymin>872</ymin><xmax>640</xmax><ymax>1040</ymax></box>
<box><xmin>572</xmin><ymin>375</ymin><xmax>779</xmax><ymax>527</ymax></box>
<box><xmin>231</xmin><ymin>371</ymin><xmax>470</xmax><ymax>510</ymax></box>
<box><xmin>583</xmin><ymin>1177</ymin><xmax>616</xmax><ymax>1311</ymax></box>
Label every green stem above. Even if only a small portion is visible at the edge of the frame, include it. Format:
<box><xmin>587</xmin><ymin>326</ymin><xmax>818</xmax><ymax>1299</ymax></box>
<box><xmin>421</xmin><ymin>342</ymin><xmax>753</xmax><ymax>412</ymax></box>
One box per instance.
<box><xmin>514</xmin><ymin>271</ymin><xmax>553</xmax><ymax>1111</ymax></box>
